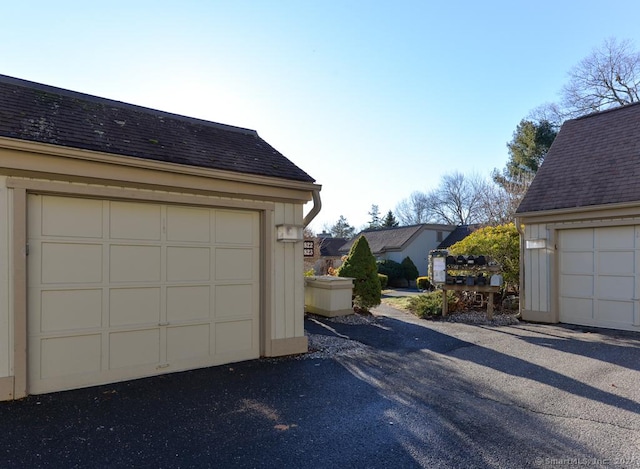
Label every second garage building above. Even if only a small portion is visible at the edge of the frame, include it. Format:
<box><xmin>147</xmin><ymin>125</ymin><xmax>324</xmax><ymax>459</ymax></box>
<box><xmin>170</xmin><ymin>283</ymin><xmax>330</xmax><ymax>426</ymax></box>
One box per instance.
<box><xmin>517</xmin><ymin>102</ymin><xmax>640</xmax><ymax>333</ymax></box>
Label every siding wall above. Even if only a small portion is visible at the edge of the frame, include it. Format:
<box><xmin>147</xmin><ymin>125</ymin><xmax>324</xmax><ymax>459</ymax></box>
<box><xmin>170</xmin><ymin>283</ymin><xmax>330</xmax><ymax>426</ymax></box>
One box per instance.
<box><xmin>272</xmin><ymin>202</ymin><xmax>305</xmax><ymax>339</ymax></box>
<box><xmin>523</xmin><ymin>223</ymin><xmax>551</xmax><ymax>314</ymax></box>
<box><xmin>0</xmin><ymin>178</ymin><xmax>10</xmax><ymax>378</ymax></box>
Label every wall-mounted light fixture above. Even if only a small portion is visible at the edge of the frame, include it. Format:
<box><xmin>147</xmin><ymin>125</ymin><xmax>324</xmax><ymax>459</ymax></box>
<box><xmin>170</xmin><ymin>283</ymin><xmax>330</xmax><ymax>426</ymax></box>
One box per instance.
<box><xmin>525</xmin><ymin>238</ymin><xmax>546</xmax><ymax>249</ymax></box>
<box><xmin>276</xmin><ymin>224</ymin><xmax>303</xmax><ymax>242</ymax></box>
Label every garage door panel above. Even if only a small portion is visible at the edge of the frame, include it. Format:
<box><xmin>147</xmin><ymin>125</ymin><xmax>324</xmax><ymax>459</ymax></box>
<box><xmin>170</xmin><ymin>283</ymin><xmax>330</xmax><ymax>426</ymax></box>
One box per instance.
<box><xmin>215</xmin><ymin>320</ymin><xmax>255</xmax><ymax>354</ymax></box>
<box><xmin>166</xmin><ymin>286</ymin><xmax>210</xmax><ymax>322</ymax></box>
<box><xmin>167</xmin><ymin>325</ymin><xmax>210</xmax><ymax>361</ymax></box>
<box><xmin>216</xmin><ymin>284</ymin><xmax>253</xmax><ymax>320</ymax></box>
<box><xmin>110</xmin><ymin>201</ymin><xmax>161</xmax><ymax>240</ymax></box>
<box><xmin>41</xmin><ymin>196</ymin><xmax>104</xmax><ymax>238</ymax></box>
<box><xmin>559</xmin><ymin>229</ymin><xmax>594</xmax><ymax>249</ymax></box>
<box><xmin>167</xmin><ymin>206</ymin><xmax>211</xmax><ymax>242</ymax></box>
<box><xmin>109</xmin><ymin>329</ymin><xmax>160</xmax><ymax>369</ymax></box>
<box><xmin>560</xmin><ymin>274</ymin><xmax>593</xmax><ymax>297</ymax></box>
<box><xmin>216</xmin><ymin>248</ymin><xmax>254</xmax><ymax>280</ymax></box>
<box><xmin>41</xmin><ymin>289</ymin><xmax>102</xmax><ymax>332</ymax></box>
<box><xmin>596</xmin><ymin>299</ymin><xmax>635</xmax><ymax>324</ymax></box>
<box><xmin>110</xmin><ymin>245</ymin><xmax>161</xmax><ymax>282</ymax></box>
<box><xmin>596</xmin><ymin>276</ymin><xmax>634</xmax><ymax>299</ymax></box>
<box><xmin>40</xmin><ymin>335</ymin><xmax>102</xmax><ymax>378</ymax></box>
<box><xmin>560</xmin><ymin>297</ymin><xmax>594</xmax><ymax>321</ymax></box>
<box><xmin>598</xmin><ymin>251</ymin><xmax>635</xmax><ymax>274</ymax></box>
<box><xmin>42</xmin><ymin>243</ymin><xmax>103</xmax><ymax>284</ymax></box>
<box><xmin>560</xmin><ymin>251</ymin><xmax>593</xmax><ymax>273</ymax></box>
<box><xmin>109</xmin><ymin>288</ymin><xmax>161</xmax><ymax>326</ymax></box>
<box><xmin>167</xmin><ymin>247</ymin><xmax>211</xmax><ymax>281</ymax></box>
<box><xmin>215</xmin><ymin>211</ymin><xmax>255</xmax><ymax>245</ymax></box>
<box><xmin>595</xmin><ymin>226</ymin><xmax>635</xmax><ymax>249</ymax></box>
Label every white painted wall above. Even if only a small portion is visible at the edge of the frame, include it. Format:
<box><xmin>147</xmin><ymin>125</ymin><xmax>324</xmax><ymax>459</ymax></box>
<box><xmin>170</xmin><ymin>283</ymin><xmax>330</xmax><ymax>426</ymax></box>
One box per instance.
<box><xmin>384</xmin><ymin>228</ymin><xmax>453</xmax><ymax>277</ymax></box>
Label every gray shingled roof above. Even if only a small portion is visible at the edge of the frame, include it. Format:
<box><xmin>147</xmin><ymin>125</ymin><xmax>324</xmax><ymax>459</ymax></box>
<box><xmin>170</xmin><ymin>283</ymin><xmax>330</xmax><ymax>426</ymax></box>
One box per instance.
<box><xmin>0</xmin><ymin>75</ymin><xmax>315</xmax><ymax>183</ymax></box>
<box><xmin>339</xmin><ymin>225</ymin><xmax>427</xmax><ymax>254</ymax></box>
<box><xmin>517</xmin><ymin>102</ymin><xmax>640</xmax><ymax>214</ymax></box>
<box><xmin>319</xmin><ymin>237</ymin><xmax>347</xmax><ymax>257</ymax></box>
<box><xmin>437</xmin><ymin>225</ymin><xmax>474</xmax><ymax>249</ymax></box>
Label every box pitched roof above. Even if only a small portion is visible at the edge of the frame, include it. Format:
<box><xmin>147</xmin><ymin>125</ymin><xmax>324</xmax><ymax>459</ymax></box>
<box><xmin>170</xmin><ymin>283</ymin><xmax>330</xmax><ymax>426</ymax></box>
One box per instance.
<box><xmin>517</xmin><ymin>102</ymin><xmax>640</xmax><ymax>214</ymax></box>
<box><xmin>0</xmin><ymin>74</ymin><xmax>315</xmax><ymax>183</ymax></box>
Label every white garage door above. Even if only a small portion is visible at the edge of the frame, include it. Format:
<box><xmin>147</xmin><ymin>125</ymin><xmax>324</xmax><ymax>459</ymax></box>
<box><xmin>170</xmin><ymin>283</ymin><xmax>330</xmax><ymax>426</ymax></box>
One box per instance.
<box><xmin>559</xmin><ymin>226</ymin><xmax>640</xmax><ymax>332</ymax></box>
<box><xmin>27</xmin><ymin>194</ymin><xmax>260</xmax><ymax>394</ymax></box>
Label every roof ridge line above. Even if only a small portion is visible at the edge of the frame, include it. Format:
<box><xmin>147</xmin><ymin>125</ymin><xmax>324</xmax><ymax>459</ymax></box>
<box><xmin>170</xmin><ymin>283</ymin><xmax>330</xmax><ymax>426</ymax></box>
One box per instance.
<box><xmin>0</xmin><ymin>74</ymin><xmax>258</xmax><ymax>136</ymax></box>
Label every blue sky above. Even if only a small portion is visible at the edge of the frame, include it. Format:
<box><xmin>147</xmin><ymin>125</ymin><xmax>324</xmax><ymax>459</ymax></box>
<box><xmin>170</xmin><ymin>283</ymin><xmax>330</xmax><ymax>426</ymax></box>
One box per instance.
<box><xmin>3</xmin><ymin>1</ymin><xmax>640</xmax><ymax>233</ymax></box>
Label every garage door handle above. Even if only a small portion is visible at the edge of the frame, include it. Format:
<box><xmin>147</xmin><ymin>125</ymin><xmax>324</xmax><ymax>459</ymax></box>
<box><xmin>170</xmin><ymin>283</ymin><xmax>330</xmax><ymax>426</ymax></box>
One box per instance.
<box><xmin>159</xmin><ymin>322</ymin><xmax>169</xmax><ymax>326</ymax></box>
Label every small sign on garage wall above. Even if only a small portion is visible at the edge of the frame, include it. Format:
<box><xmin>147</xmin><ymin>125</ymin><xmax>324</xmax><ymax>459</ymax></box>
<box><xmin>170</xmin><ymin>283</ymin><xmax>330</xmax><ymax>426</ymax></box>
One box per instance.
<box><xmin>303</xmin><ymin>240</ymin><xmax>314</xmax><ymax>257</ymax></box>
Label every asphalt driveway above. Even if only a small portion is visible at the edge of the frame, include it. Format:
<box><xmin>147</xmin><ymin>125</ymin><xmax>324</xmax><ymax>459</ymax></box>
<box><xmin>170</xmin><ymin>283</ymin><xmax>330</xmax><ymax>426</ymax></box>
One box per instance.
<box><xmin>1</xmin><ymin>305</ymin><xmax>639</xmax><ymax>468</ymax></box>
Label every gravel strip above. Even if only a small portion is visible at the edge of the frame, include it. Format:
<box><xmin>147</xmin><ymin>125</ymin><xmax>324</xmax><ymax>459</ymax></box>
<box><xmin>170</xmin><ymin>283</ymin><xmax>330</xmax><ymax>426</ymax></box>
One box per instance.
<box><xmin>439</xmin><ymin>310</ymin><xmax>520</xmax><ymax>326</ymax></box>
<box><xmin>298</xmin><ymin>310</ymin><xmax>518</xmax><ymax>361</ymax></box>
<box><xmin>304</xmin><ymin>333</ymin><xmax>372</xmax><ymax>359</ymax></box>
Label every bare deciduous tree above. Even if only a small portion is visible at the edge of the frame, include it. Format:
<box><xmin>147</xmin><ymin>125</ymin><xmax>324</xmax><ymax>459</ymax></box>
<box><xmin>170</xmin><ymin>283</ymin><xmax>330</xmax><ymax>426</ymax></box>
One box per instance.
<box><xmin>396</xmin><ymin>172</ymin><xmax>493</xmax><ymax>226</ymax></box>
<box><xmin>428</xmin><ymin>172</ymin><xmax>487</xmax><ymax>225</ymax></box>
<box><xmin>395</xmin><ymin>191</ymin><xmax>432</xmax><ymax>225</ymax></box>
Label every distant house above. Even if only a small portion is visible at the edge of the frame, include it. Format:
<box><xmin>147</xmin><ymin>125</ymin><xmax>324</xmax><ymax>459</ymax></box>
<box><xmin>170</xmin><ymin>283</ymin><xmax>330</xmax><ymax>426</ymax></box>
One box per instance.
<box><xmin>437</xmin><ymin>225</ymin><xmax>476</xmax><ymax>249</ymax></box>
<box><xmin>303</xmin><ymin>235</ymin><xmax>347</xmax><ymax>275</ymax></box>
<box><xmin>340</xmin><ymin>224</ymin><xmax>457</xmax><ymax>277</ymax></box>
<box><xmin>516</xmin><ymin>102</ymin><xmax>640</xmax><ymax>333</ymax></box>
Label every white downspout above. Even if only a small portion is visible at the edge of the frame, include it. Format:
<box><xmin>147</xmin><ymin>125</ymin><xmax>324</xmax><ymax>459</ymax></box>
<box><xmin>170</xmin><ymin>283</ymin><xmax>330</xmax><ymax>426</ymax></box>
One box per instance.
<box><xmin>303</xmin><ymin>189</ymin><xmax>322</xmax><ymax>228</ymax></box>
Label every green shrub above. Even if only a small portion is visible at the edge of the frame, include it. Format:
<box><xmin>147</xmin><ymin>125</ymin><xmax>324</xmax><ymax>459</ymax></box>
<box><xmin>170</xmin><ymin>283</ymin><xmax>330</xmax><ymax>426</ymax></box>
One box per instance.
<box><xmin>337</xmin><ymin>236</ymin><xmax>381</xmax><ymax>311</ymax></box>
<box><xmin>407</xmin><ymin>290</ymin><xmax>456</xmax><ymax>319</ymax></box>
<box><xmin>378</xmin><ymin>273</ymin><xmax>388</xmax><ymax>290</ymax></box>
<box><xmin>376</xmin><ymin>259</ymin><xmax>404</xmax><ymax>281</ymax></box>
<box><xmin>448</xmin><ymin>223</ymin><xmax>520</xmax><ymax>292</ymax></box>
<box><xmin>416</xmin><ymin>276</ymin><xmax>432</xmax><ymax>291</ymax></box>
<box><xmin>401</xmin><ymin>257</ymin><xmax>419</xmax><ymax>281</ymax></box>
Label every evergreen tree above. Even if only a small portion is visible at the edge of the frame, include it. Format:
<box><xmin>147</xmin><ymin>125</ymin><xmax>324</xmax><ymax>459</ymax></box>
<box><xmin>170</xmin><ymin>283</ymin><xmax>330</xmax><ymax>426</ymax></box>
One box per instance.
<box><xmin>337</xmin><ymin>236</ymin><xmax>381</xmax><ymax>311</ymax></box>
<box><xmin>401</xmin><ymin>256</ymin><xmax>419</xmax><ymax>281</ymax></box>
<box><xmin>367</xmin><ymin>204</ymin><xmax>382</xmax><ymax>230</ymax></box>
<box><xmin>330</xmin><ymin>215</ymin><xmax>356</xmax><ymax>239</ymax></box>
<box><xmin>381</xmin><ymin>210</ymin><xmax>399</xmax><ymax>228</ymax></box>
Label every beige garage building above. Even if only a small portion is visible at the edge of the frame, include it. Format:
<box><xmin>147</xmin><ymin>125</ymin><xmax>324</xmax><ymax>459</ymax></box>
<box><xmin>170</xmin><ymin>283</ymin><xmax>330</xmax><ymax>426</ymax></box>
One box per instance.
<box><xmin>0</xmin><ymin>75</ymin><xmax>321</xmax><ymax>399</ymax></box>
<box><xmin>516</xmin><ymin>103</ymin><xmax>640</xmax><ymax>333</ymax></box>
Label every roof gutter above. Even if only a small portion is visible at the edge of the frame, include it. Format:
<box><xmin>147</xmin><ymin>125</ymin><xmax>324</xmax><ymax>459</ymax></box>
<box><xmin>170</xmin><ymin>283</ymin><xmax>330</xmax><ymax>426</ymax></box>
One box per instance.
<box><xmin>303</xmin><ymin>189</ymin><xmax>322</xmax><ymax>228</ymax></box>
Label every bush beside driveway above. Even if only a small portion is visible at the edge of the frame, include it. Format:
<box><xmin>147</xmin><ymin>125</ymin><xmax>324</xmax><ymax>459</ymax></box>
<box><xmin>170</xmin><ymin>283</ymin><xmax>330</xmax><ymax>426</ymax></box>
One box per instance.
<box><xmin>1</xmin><ymin>306</ymin><xmax>639</xmax><ymax>468</ymax></box>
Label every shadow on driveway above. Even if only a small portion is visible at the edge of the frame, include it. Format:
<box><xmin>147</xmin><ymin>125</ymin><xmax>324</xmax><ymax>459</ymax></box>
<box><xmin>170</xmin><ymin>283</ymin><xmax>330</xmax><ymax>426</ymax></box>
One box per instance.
<box><xmin>0</xmin><ymin>310</ymin><xmax>637</xmax><ymax>467</ymax></box>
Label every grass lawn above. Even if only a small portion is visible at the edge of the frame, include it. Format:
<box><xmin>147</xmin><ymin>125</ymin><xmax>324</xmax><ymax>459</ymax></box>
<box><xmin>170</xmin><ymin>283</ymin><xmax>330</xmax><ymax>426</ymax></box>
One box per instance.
<box><xmin>380</xmin><ymin>294</ymin><xmax>414</xmax><ymax>311</ymax></box>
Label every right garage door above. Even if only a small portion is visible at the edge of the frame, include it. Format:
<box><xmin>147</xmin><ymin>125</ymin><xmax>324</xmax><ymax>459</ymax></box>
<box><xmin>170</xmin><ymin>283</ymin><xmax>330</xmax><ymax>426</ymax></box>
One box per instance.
<box><xmin>558</xmin><ymin>226</ymin><xmax>640</xmax><ymax>331</ymax></box>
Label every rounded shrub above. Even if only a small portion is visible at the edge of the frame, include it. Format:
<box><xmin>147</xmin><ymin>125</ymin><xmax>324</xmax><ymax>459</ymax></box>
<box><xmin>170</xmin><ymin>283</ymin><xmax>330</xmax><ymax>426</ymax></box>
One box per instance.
<box><xmin>401</xmin><ymin>256</ymin><xmax>419</xmax><ymax>281</ymax></box>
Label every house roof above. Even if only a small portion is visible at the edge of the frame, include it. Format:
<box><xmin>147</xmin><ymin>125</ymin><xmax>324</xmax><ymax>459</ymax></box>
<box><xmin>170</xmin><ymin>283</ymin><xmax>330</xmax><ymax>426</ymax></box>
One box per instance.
<box><xmin>437</xmin><ymin>225</ymin><xmax>474</xmax><ymax>249</ymax></box>
<box><xmin>339</xmin><ymin>224</ymin><xmax>454</xmax><ymax>255</ymax></box>
<box><xmin>517</xmin><ymin>102</ymin><xmax>640</xmax><ymax>214</ymax></box>
<box><xmin>0</xmin><ymin>74</ymin><xmax>315</xmax><ymax>183</ymax></box>
<box><xmin>318</xmin><ymin>237</ymin><xmax>347</xmax><ymax>257</ymax></box>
